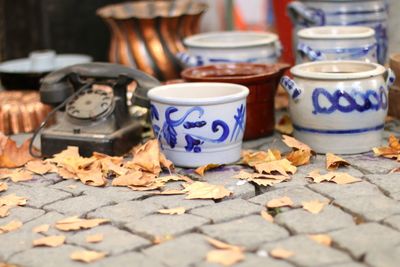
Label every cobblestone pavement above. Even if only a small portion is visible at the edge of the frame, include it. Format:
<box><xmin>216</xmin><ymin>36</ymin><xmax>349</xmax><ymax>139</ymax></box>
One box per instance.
<box><xmin>2</xmin><ymin>121</ymin><xmax>400</xmax><ymax>267</ymax></box>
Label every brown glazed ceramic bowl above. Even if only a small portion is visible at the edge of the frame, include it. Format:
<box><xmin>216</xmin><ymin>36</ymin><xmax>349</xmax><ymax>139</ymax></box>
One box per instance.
<box><xmin>181</xmin><ymin>63</ymin><xmax>290</xmax><ymax>140</ymax></box>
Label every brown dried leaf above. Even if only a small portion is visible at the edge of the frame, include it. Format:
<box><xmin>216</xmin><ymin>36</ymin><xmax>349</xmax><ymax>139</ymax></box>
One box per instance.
<box><xmin>0</xmin><ymin>206</ymin><xmax>10</xmax><ymax>218</ymax></box>
<box><xmin>25</xmin><ymin>160</ymin><xmax>53</xmax><ymax>175</ymax></box>
<box><xmin>308</xmin><ymin>234</ymin><xmax>332</xmax><ymax>246</ymax></box>
<box><xmin>0</xmin><ymin>169</ymin><xmax>13</xmax><ymax>179</ymax></box>
<box><xmin>129</xmin><ymin>140</ymin><xmax>162</xmax><ymax>175</ymax></box>
<box><xmin>306</xmin><ymin>169</ymin><xmax>334</xmax><ymax>183</ymax></box>
<box><xmin>233</xmin><ymin>171</ymin><xmax>288</xmax><ymax>181</ymax></box>
<box><xmin>1</xmin><ymin>169</ymin><xmax>34</xmax><ymax>183</ymax></box>
<box><xmin>302</xmin><ymin>200</ymin><xmax>327</xmax><ymax>214</ymax></box>
<box><xmin>286</xmin><ymin>150</ymin><xmax>313</xmax><ymax>167</ymax></box>
<box><xmin>86</xmin><ymin>234</ymin><xmax>104</xmax><ymax>243</ymax></box>
<box><xmin>266</xmin><ymin>196</ymin><xmax>293</xmax><ymax>208</ymax></box>
<box><xmin>112</xmin><ymin>171</ymin><xmax>155</xmax><ymax>187</ymax></box>
<box><xmin>270</xmin><ymin>248</ymin><xmax>294</xmax><ymax>259</ymax></box>
<box><xmin>242</xmin><ymin>150</ymin><xmax>281</xmax><ymax>166</ymax></box>
<box><xmin>157</xmin><ymin>207</ymin><xmax>186</xmax><ymax>215</ymax></box>
<box><xmin>55</xmin><ymin>216</ymin><xmax>109</xmax><ymax>231</ymax></box>
<box><xmin>0</xmin><ymin>220</ymin><xmax>22</xmax><ymax>234</ymax></box>
<box><xmin>50</xmin><ymin>146</ymin><xmax>96</xmax><ymax>174</ymax></box>
<box><xmin>260</xmin><ymin>210</ymin><xmax>274</xmax><ymax>223</ymax></box>
<box><xmin>326</xmin><ymin>153</ymin><xmax>350</xmax><ymax>170</ymax></box>
<box><xmin>194</xmin><ymin>164</ymin><xmax>220</xmax><ymax>176</ymax></box>
<box><xmin>57</xmin><ymin>167</ymin><xmax>78</xmax><ymax>180</ymax></box>
<box><xmin>330</xmin><ymin>172</ymin><xmax>361</xmax><ymax>185</ymax></box>
<box><xmin>206</xmin><ymin>249</ymin><xmax>245</xmax><ymax>266</ymax></box>
<box><xmin>207</xmin><ymin>238</ymin><xmax>244</xmax><ymax>251</ymax></box>
<box><xmin>160</xmin><ymin>152</ymin><xmax>174</xmax><ymax>172</ymax></box>
<box><xmin>275</xmin><ymin>114</ymin><xmax>293</xmax><ymax>135</ymax></box>
<box><xmin>282</xmin><ymin>135</ymin><xmax>312</xmax><ymax>152</ymax></box>
<box><xmin>32</xmin><ymin>224</ymin><xmax>50</xmax><ymax>233</ymax></box>
<box><xmin>389</xmin><ymin>135</ymin><xmax>400</xmax><ymax>150</ymax></box>
<box><xmin>183</xmin><ymin>182</ymin><xmax>232</xmax><ymax>200</ymax></box>
<box><xmin>157</xmin><ymin>175</ymin><xmax>193</xmax><ymax>184</ymax></box>
<box><xmin>99</xmin><ymin>158</ymin><xmax>128</xmax><ymax>176</ymax></box>
<box><xmin>77</xmin><ymin>169</ymin><xmax>106</xmax><ymax>187</ymax></box>
<box><xmin>0</xmin><ymin>182</ymin><xmax>7</xmax><ymax>192</ymax></box>
<box><xmin>33</xmin><ymin>235</ymin><xmax>65</xmax><ymax>247</ymax></box>
<box><xmin>0</xmin><ymin>134</ymin><xmax>35</xmax><ymax>168</ymax></box>
<box><xmin>0</xmin><ymin>194</ymin><xmax>27</xmax><ymax>207</ymax></box>
<box><xmin>255</xmin><ymin>159</ymin><xmax>297</xmax><ymax>176</ymax></box>
<box><xmin>70</xmin><ymin>250</ymin><xmax>106</xmax><ymax>263</ymax></box>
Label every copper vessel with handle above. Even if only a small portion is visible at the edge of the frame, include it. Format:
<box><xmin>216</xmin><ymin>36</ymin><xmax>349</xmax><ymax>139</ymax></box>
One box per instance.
<box><xmin>97</xmin><ymin>0</ymin><xmax>208</xmax><ymax>81</ymax></box>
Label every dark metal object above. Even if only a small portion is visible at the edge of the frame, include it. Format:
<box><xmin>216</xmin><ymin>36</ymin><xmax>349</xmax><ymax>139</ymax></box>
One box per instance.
<box><xmin>40</xmin><ymin>62</ymin><xmax>160</xmax><ymax>157</ymax></box>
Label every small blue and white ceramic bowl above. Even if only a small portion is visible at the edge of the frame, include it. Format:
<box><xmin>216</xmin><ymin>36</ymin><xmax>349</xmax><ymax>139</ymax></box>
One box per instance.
<box><xmin>148</xmin><ymin>82</ymin><xmax>249</xmax><ymax>167</ymax></box>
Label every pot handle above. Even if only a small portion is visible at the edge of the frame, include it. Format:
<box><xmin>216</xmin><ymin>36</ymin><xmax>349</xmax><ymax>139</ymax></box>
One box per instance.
<box><xmin>176</xmin><ymin>52</ymin><xmax>204</xmax><ymax>68</ymax></box>
<box><xmin>287</xmin><ymin>1</ymin><xmax>325</xmax><ymax>26</ymax></box>
<box><xmin>280</xmin><ymin>76</ymin><xmax>303</xmax><ymax>101</ymax></box>
<box><xmin>386</xmin><ymin>68</ymin><xmax>396</xmax><ymax>88</ymax></box>
<box><xmin>297</xmin><ymin>43</ymin><xmax>325</xmax><ymax>62</ymax></box>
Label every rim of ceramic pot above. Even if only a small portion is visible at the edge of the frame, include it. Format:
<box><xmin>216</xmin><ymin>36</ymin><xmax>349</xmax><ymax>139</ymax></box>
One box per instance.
<box><xmin>298</xmin><ymin>26</ymin><xmax>375</xmax><ymax>40</ymax></box>
<box><xmin>148</xmin><ymin>82</ymin><xmax>249</xmax><ymax>105</ymax></box>
<box><xmin>291</xmin><ymin>61</ymin><xmax>386</xmax><ymax>80</ymax></box>
<box><xmin>184</xmin><ymin>31</ymin><xmax>278</xmax><ymax>49</ymax></box>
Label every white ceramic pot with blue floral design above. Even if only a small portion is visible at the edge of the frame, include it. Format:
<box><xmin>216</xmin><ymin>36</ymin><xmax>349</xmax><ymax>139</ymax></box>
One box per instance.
<box><xmin>177</xmin><ymin>31</ymin><xmax>281</xmax><ymax>68</ymax></box>
<box><xmin>148</xmin><ymin>82</ymin><xmax>249</xmax><ymax>167</ymax></box>
<box><xmin>280</xmin><ymin>61</ymin><xmax>395</xmax><ymax>154</ymax></box>
<box><xmin>296</xmin><ymin>26</ymin><xmax>377</xmax><ymax>64</ymax></box>
<box><xmin>287</xmin><ymin>0</ymin><xmax>388</xmax><ymax>64</ymax></box>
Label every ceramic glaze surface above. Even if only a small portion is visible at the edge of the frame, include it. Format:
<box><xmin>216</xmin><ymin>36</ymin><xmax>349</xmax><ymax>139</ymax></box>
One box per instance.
<box><xmin>178</xmin><ymin>32</ymin><xmax>281</xmax><ymax>67</ymax></box>
<box><xmin>148</xmin><ymin>83</ymin><xmax>249</xmax><ymax>167</ymax></box>
<box><xmin>280</xmin><ymin>61</ymin><xmax>395</xmax><ymax>154</ymax></box>
<box><xmin>288</xmin><ymin>0</ymin><xmax>388</xmax><ymax>64</ymax></box>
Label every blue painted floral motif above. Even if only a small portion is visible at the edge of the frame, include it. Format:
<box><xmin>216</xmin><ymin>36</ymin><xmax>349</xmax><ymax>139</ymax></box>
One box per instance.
<box><xmin>183</xmin><ymin>121</ymin><xmax>207</xmax><ymax>129</ymax></box>
<box><xmin>230</xmin><ymin>104</ymin><xmax>246</xmax><ymax>142</ymax></box>
<box><xmin>312</xmin><ymin>86</ymin><xmax>387</xmax><ymax>115</ymax></box>
<box><xmin>150</xmin><ymin>104</ymin><xmax>159</xmax><ymax>121</ymax></box>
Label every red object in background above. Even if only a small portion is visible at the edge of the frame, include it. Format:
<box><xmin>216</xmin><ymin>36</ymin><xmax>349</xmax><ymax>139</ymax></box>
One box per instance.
<box><xmin>273</xmin><ymin>0</ymin><xmax>294</xmax><ymax>65</ymax></box>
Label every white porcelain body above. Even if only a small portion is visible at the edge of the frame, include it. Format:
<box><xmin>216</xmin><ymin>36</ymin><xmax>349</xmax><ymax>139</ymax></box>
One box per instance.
<box><xmin>288</xmin><ymin>0</ymin><xmax>388</xmax><ymax>64</ymax></box>
<box><xmin>280</xmin><ymin>61</ymin><xmax>395</xmax><ymax>154</ymax></box>
<box><xmin>178</xmin><ymin>31</ymin><xmax>281</xmax><ymax>67</ymax></box>
<box><xmin>296</xmin><ymin>26</ymin><xmax>377</xmax><ymax>63</ymax></box>
<box><xmin>148</xmin><ymin>82</ymin><xmax>249</xmax><ymax>167</ymax></box>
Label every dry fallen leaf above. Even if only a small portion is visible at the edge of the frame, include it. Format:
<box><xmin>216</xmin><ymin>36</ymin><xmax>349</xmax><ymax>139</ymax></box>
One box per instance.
<box><xmin>373</xmin><ymin>135</ymin><xmax>400</xmax><ymax>160</ymax></box>
<box><xmin>0</xmin><ymin>220</ymin><xmax>22</xmax><ymax>234</ymax></box>
<box><xmin>32</xmin><ymin>224</ymin><xmax>50</xmax><ymax>233</ymax></box>
<box><xmin>242</xmin><ymin>150</ymin><xmax>281</xmax><ymax>166</ymax></box>
<box><xmin>55</xmin><ymin>216</ymin><xmax>109</xmax><ymax>231</ymax></box>
<box><xmin>302</xmin><ymin>200</ymin><xmax>327</xmax><ymax>214</ymax></box>
<box><xmin>286</xmin><ymin>150</ymin><xmax>313</xmax><ymax>167</ymax></box>
<box><xmin>0</xmin><ymin>169</ymin><xmax>13</xmax><ymax>180</ymax></box>
<box><xmin>255</xmin><ymin>159</ymin><xmax>297</xmax><ymax>176</ymax></box>
<box><xmin>157</xmin><ymin>207</ymin><xmax>186</xmax><ymax>215</ymax></box>
<box><xmin>266</xmin><ymin>196</ymin><xmax>294</xmax><ymax>208</ymax></box>
<box><xmin>128</xmin><ymin>139</ymin><xmax>162</xmax><ymax>175</ymax></box>
<box><xmin>330</xmin><ymin>172</ymin><xmax>361</xmax><ymax>185</ymax></box>
<box><xmin>0</xmin><ymin>206</ymin><xmax>10</xmax><ymax>218</ymax></box>
<box><xmin>70</xmin><ymin>250</ymin><xmax>106</xmax><ymax>263</ymax></box>
<box><xmin>86</xmin><ymin>234</ymin><xmax>104</xmax><ymax>243</ymax></box>
<box><xmin>0</xmin><ymin>134</ymin><xmax>35</xmax><ymax>168</ymax></box>
<box><xmin>270</xmin><ymin>248</ymin><xmax>294</xmax><ymax>259</ymax></box>
<box><xmin>233</xmin><ymin>170</ymin><xmax>289</xmax><ymax>187</ymax></box>
<box><xmin>194</xmin><ymin>163</ymin><xmax>220</xmax><ymax>176</ymax></box>
<box><xmin>33</xmin><ymin>235</ymin><xmax>65</xmax><ymax>247</ymax></box>
<box><xmin>0</xmin><ymin>182</ymin><xmax>7</xmax><ymax>192</ymax></box>
<box><xmin>9</xmin><ymin>170</ymin><xmax>33</xmax><ymax>183</ymax></box>
<box><xmin>25</xmin><ymin>160</ymin><xmax>54</xmax><ymax>175</ymax></box>
<box><xmin>282</xmin><ymin>135</ymin><xmax>312</xmax><ymax>152</ymax></box>
<box><xmin>112</xmin><ymin>171</ymin><xmax>153</xmax><ymax>187</ymax></box>
<box><xmin>308</xmin><ymin>234</ymin><xmax>332</xmax><ymax>246</ymax></box>
<box><xmin>275</xmin><ymin>114</ymin><xmax>293</xmax><ymax>135</ymax></box>
<box><xmin>326</xmin><ymin>153</ymin><xmax>350</xmax><ymax>170</ymax></box>
<box><xmin>0</xmin><ymin>194</ymin><xmax>27</xmax><ymax>207</ymax></box>
<box><xmin>260</xmin><ymin>210</ymin><xmax>274</xmax><ymax>223</ymax></box>
<box><xmin>206</xmin><ymin>249</ymin><xmax>245</xmax><ymax>266</ymax></box>
<box><xmin>77</xmin><ymin>168</ymin><xmax>107</xmax><ymax>187</ymax></box>
<box><xmin>0</xmin><ymin>262</ymin><xmax>19</xmax><ymax>267</ymax></box>
<box><xmin>183</xmin><ymin>182</ymin><xmax>232</xmax><ymax>200</ymax></box>
<box><xmin>207</xmin><ymin>238</ymin><xmax>244</xmax><ymax>251</ymax></box>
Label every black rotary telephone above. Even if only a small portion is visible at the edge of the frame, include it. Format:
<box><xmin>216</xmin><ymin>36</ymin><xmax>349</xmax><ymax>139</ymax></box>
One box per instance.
<box><xmin>37</xmin><ymin>62</ymin><xmax>160</xmax><ymax>157</ymax></box>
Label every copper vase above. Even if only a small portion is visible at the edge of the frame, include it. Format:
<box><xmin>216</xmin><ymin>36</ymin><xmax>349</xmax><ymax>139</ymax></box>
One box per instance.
<box><xmin>97</xmin><ymin>0</ymin><xmax>208</xmax><ymax>81</ymax></box>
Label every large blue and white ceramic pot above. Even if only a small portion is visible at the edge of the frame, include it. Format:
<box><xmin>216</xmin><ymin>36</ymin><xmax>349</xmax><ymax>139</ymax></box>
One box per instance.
<box><xmin>288</xmin><ymin>0</ymin><xmax>388</xmax><ymax>64</ymax></box>
<box><xmin>280</xmin><ymin>61</ymin><xmax>395</xmax><ymax>154</ymax></box>
<box><xmin>296</xmin><ymin>26</ymin><xmax>378</xmax><ymax>64</ymax></box>
<box><xmin>148</xmin><ymin>82</ymin><xmax>249</xmax><ymax>167</ymax></box>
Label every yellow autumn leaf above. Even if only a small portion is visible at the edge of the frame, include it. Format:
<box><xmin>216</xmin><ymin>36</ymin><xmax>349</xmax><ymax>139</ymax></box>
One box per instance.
<box><xmin>25</xmin><ymin>160</ymin><xmax>54</xmax><ymax>175</ymax></box>
<box><xmin>194</xmin><ymin>164</ymin><xmax>221</xmax><ymax>176</ymax></box>
<box><xmin>55</xmin><ymin>216</ymin><xmax>109</xmax><ymax>231</ymax></box>
<box><xmin>241</xmin><ymin>150</ymin><xmax>281</xmax><ymax>166</ymax></box>
<box><xmin>255</xmin><ymin>159</ymin><xmax>297</xmax><ymax>176</ymax></box>
<box><xmin>128</xmin><ymin>139</ymin><xmax>162</xmax><ymax>175</ymax></box>
<box><xmin>182</xmin><ymin>182</ymin><xmax>232</xmax><ymax>200</ymax></box>
<box><xmin>266</xmin><ymin>196</ymin><xmax>294</xmax><ymax>208</ymax></box>
<box><xmin>275</xmin><ymin>114</ymin><xmax>293</xmax><ymax>135</ymax></box>
<box><xmin>33</xmin><ymin>235</ymin><xmax>65</xmax><ymax>247</ymax></box>
<box><xmin>77</xmin><ymin>168</ymin><xmax>107</xmax><ymax>187</ymax></box>
<box><xmin>0</xmin><ymin>182</ymin><xmax>7</xmax><ymax>192</ymax></box>
<box><xmin>157</xmin><ymin>207</ymin><xmax>186</xmax><ymax>215</ymax></box>
<box><xmin>282</xmin><ymin>135</ymin><xmax>312</xmax><ymax>152</ymax></box>
<box><xmin>207</xmin><ymin>238</ymin><xmax>244</xmax><ymax>252</ymax></box>
<box><xmin>270</xmin><ymin>248</ymin><xmax>294</xmax><ymax>259</ymax></box>
<box><xmin>0</xmin><ymin>194</ymin><xmax>27</xmax><ymax>207</ymax></box>
<box><xmin>32</xmin><ymin>224</ymin><xmax>50</xmax><ymax>233</ymax></box>
<box><xmin>3</xmin><ymin>169</ymin><xmax>33</xmax><ymax>183</ymax></box>
<box><xmin>302</xmin><ymin>200</ymin><xmax>327</xmax><ymax>214</ymax></box>
<box><xmin>112</xmin><ymin>171</ymin><xmax>150</xmax><ymax>187</ymax></box>
<box><xmin>260</xmin><ymin>210</ymin><xmax>274</xmax><ymax>223</ymax></box>
<box><xmin>0</xmin><ymin>206</ymin><xmax>10</xmax><ymax>218</ymax></box>
<box><xmin>70</xmin><ymin>250</ymin><xmax>107</xmax><ymax>263</ymax></box>
<box><xmin>308</xmin><ymin>234</ymin><xmax>332</xmax><ymax>246</ymax></box>
<box><xmin>206</xmin><ymin>249</ymin><xmax>245</xmax><ymax>266</ymax></box>
<box><xmin>286</xmin><ymin>150</ymin><xmax>313</xmax><ymax>167</ymax></box>
<box><xmin>86</xmin><ymin>234</ymin><xmax>104</xmax><ymax>243</ymax></box>
<box><xmin>0</xmin><ymin>220</ymin><xmax>22</xmax><ymax>234</ymax></box>
<box><xmin>326</xmin><ymin>153</ymin><xmax>350</xmax><ymax>170</ymax></box>
<box><xmin>330</xmin><ymin>172</ymin><xmax>361</xmax><ymax>185</ymax></box>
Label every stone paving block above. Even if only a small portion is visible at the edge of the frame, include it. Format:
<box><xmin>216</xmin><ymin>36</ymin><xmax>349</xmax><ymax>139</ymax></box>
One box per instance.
<box><xmin>365</xmin><ymin>173</ymin><xmax>400</xmax><ymax>198</ymax></box>
<box><xmin>43</xmin><ymin>195</ymin><xmax>114</xmax><ymax>215</ymax></box>
<box><xmin>308</xmin><ymin>182</ymin><xmax>382</xmax><ymax>200</ymax></box>
<box><xmin>343</xmin><ymin>153</ymin><xmax>399</xmax><ymax>174</ymax></box>
<box><xmin>68</xmin><ymin>225</ymin><xmax>150</xmax><ymax>255</ymax></box>
<box><xmin>143</xmin><ymin>194</ymin><xmax>214</xmax><ymax>211</ymax></box>
<box><xmin>22</xmin><ymin>211</ymin><xmax>66</xmax><ymax>236</ymax></box>
<box><xmin>333</xmin><ymin>194</ymin><xmax>400</xmax><ymax>221</ymax></box>
<box><xmin>275</xmin><ymin>206</ymin><xmax>355</xmax><ymax>234</ymax></box>
<box><xmin>88</xmin><ymin>201</ymin><xmax>163</xmax><ymax>225</ymax></box>
<box><xmin>0</xmin><ymin>225</ymin><xmax>42</xmax><ymax>260</ymax></box>
<box><xmin>49</xmin><ymin>180</ymin><xmax>93</xmax><ymax>196</ymax></box>
<box><xmin>9</xmin><ymin>245</ymin><xmax>92</xmax><ymax>267</ymax></box>
<box><xmin>143</xmin><ymin>233</ymin><xmax>210</xmax><ymax>267</ymax></box>
<box><xmin>0</xmin><ymin>206</ymin><xmax>44</xmax><ymax>226</ymax></box>
<box><xmin>260</xmin><ymin>235</ymin><xmax>352</xmax><ymax>267</ymax></box>
<box><xmin>97</xmin><ymin>252</ymin><xmax>166</xmax><ymax>267</ymax></box>
<box><xmin>200</xmin><ymin>215</ymin><xmax>289</xmax><ymax>250</ymax></box>
<box><xmin>17</xmin><ymin>172</ymin><xmax>63</xmax><ymax>187</ymax></box>
<box><xmin>267</xmin><ymin>173</ymin><xmax>309</xmax><ymax>191</ymax></box>
<box><xmin>190</xmin><ymin>199</ymin><xmax>262</xmax><ymax>223</ymax></box>
<box><xmin>390</xmin><ymin>191</ymin><xmax>400</xmax><ymax>200</ymax></box>
<box><xmin>249</xmin><ymin>186</ymin><xmax>328</xmax><ymax>208</ymax></box>
<box><xmin>7</xmin><ymin>183</ymin><xmax>71</xmax><ymax>208</ymax></box>
<box><xmin>126</xmin><ymin>213</ymin><xmax>209</xmax><ymax>239</ymax></box>
<box><xmin>82</xmin><ymin>185</ymin><xmax>151</xmax><ymax>202</ymax></box>
<box><xmin>384</xmin><ymin>214</ymin><xmax>400</xmax><ymax>231</ymax></box>
<box><xmin>195</xmin><ymin>254</ymin><xmax>295</xmax><ymax>267</ymax></box>
<box><xmin>322</xmin><ymin>263</ymin><xmax>366</xmax><ymax>267</ymax></box>
<box><xmin>364</xmin><ymin>246</ymin><xmax>400</xmax><ymax>267</ymax></box>
<box><xmin>330</xmin><ymin>223</ymin><xmax>400</xmax><ymax>259</ymax></box>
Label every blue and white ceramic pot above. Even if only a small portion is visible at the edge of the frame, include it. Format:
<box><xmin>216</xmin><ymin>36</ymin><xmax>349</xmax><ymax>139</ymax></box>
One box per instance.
<box><xmin>296</xmin><ymin>26</ymin><xmax>377</xmax><ymax>64</ymax></box>
<box><xmin>287</xmin><ymin>0</ymin><xmax>388</xmax><ymax>64</ymax></box>
<box><xmin>177</xmin><ymin>31</ymin><xmax>281</xmax><ymax>68</ymax></box>
<box><xmin>280</xmin><ymin>61</ymin><xmax>395</xmax><ymax>154</ymax></box>
<box><xmin>148</xmin><ymin>82</ymin><xmax>249</xmax><ymax>167</ymax></box>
